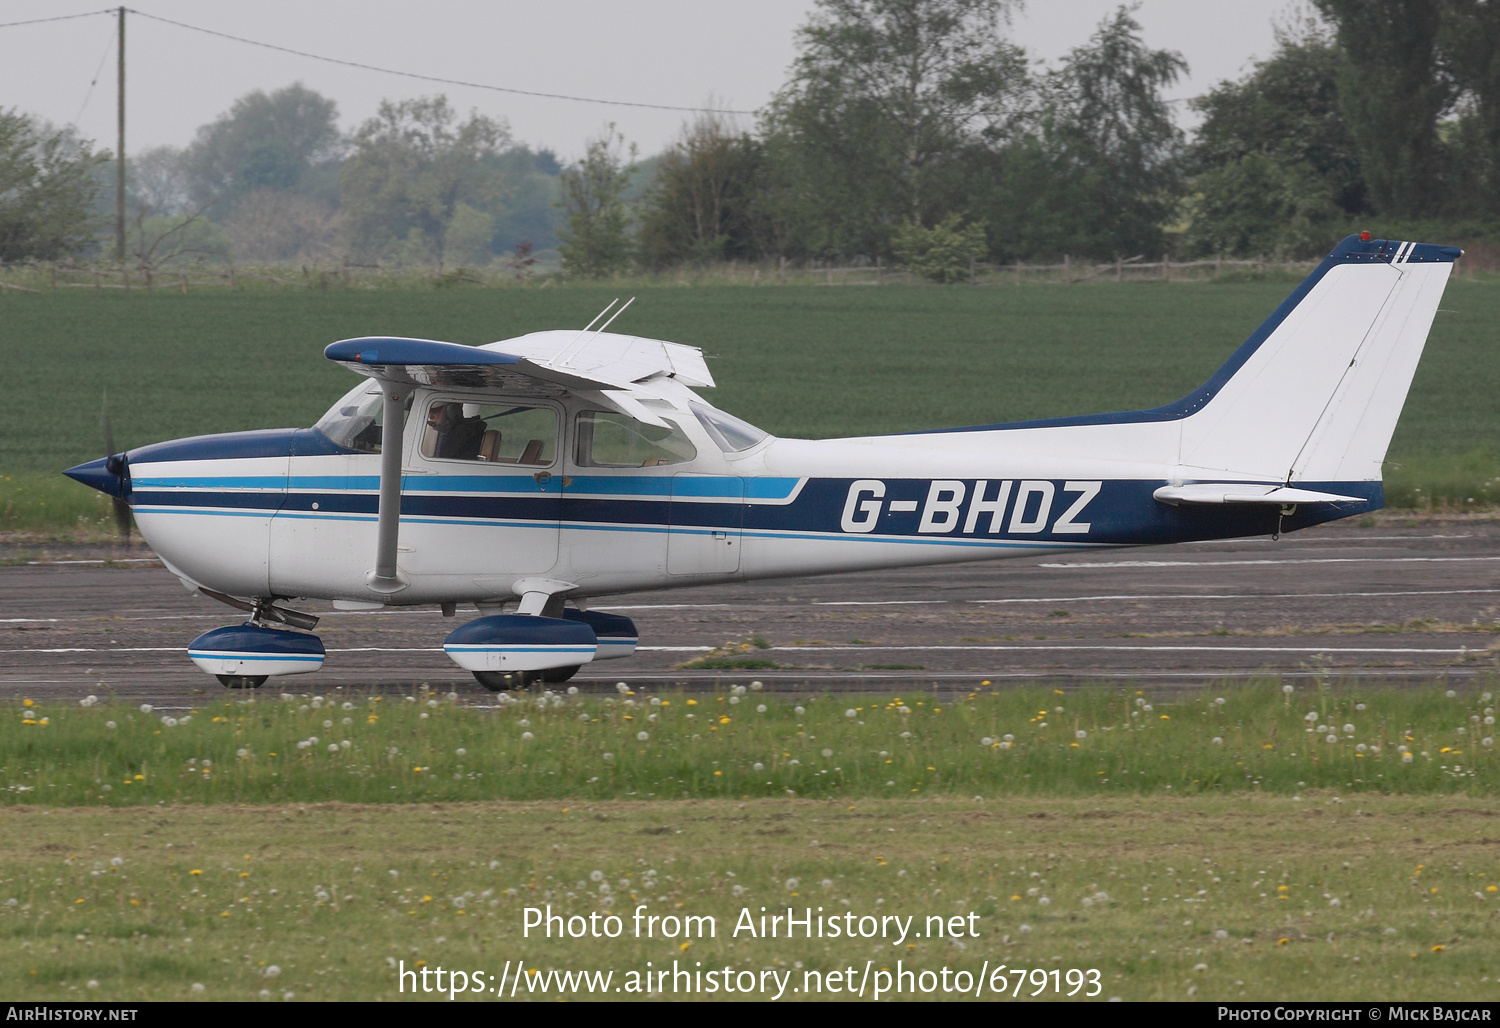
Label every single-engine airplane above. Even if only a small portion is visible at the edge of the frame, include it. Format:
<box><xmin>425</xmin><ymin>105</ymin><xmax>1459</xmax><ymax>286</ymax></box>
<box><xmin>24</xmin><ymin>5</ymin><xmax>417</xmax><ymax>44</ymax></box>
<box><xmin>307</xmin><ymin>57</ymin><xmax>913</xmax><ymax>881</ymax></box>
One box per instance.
<box><xmin>66</xmin><ymin>233</ymin><xmax>1461</xmax><ymax>690</ymax></box>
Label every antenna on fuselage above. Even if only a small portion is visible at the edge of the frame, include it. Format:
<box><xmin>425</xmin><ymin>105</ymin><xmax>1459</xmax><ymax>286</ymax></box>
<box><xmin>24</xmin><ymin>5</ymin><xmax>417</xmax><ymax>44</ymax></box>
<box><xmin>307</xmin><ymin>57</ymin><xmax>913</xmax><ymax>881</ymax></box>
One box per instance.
<box><xmin>554</xmin><ymin>298</ymin><xmax>619</xmax><ymax>368</ymax></box>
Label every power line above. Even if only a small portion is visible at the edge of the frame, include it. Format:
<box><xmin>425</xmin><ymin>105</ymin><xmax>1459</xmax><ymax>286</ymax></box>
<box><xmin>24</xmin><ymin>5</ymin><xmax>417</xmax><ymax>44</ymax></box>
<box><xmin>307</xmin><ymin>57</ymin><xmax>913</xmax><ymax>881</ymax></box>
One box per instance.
<box><xmin>125</xmin><ymin>8</ymin><xmax>756</xmax><ymax>115</ymax></box>
<box><xmin>0</xmin><ymin>9</ymin><xmax>114</xmax><ymax>30</ymax></box>
<box><xmin>74</xmin><ymin>17</ymin><xmax>119</xmax><ymax>124</ymax></box>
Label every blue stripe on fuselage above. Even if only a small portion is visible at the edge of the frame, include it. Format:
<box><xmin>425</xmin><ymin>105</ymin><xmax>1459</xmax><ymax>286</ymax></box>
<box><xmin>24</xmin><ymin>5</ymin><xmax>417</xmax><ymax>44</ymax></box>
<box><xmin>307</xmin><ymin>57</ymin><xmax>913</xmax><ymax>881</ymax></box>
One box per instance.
<box><xmin>129</xmin><ymin>476</ymin><xmax>1381</xmax><ymax>546</ymax></box>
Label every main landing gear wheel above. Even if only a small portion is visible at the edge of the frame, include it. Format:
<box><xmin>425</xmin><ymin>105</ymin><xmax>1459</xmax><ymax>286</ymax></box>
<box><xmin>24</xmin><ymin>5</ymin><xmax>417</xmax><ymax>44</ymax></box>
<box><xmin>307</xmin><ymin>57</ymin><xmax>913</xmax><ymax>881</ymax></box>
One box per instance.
<box><xmin>216</xmin><ymin>674</ymin><xmax>267</xmax><ymax>689</ymax></box>
<box><xmin>471</xmin><ymin>665</ymin><xmax>581</xmax><ymax>692</ymax></box>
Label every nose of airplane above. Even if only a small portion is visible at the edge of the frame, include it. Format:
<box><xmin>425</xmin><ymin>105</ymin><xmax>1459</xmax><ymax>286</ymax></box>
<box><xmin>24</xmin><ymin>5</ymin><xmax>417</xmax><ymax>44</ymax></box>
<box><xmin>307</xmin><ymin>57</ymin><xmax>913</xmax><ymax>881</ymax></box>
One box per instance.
<box><xmin>63</xmin><ymin>454</ymin><xmax>127</xmax><ymax>496</ymax></box>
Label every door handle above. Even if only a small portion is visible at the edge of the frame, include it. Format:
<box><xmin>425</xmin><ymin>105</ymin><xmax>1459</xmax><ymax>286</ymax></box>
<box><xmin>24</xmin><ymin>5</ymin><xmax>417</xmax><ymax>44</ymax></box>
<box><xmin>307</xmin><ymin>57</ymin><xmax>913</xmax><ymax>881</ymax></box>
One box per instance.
<box><xmin>534</xmin><ymin>471</ymin><xmax>552</xmax><ymax>485</ymax></box>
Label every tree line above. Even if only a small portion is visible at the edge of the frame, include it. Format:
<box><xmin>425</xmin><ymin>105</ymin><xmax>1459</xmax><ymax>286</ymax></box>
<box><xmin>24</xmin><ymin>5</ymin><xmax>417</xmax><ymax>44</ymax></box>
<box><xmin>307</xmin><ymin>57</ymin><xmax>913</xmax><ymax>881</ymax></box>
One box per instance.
<box><xmin>5</xmin><ymin>0</ymin><xmax>1500</xmax><ymax>279</ymax></box>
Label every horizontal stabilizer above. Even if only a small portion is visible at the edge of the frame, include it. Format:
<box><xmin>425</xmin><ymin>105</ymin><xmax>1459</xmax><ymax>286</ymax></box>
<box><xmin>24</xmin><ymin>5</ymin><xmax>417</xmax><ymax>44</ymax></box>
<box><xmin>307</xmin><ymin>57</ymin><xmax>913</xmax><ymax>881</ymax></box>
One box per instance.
<box><xmin>1153</xmin><ymin>484</ymin><xmax>1366</xmax><ymax>506</ymax></box>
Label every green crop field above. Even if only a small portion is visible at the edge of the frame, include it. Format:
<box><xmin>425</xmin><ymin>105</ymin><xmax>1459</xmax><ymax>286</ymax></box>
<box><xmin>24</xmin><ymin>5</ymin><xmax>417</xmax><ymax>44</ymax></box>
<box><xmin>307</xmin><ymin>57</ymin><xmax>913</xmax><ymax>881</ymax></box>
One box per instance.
<box><xmin>1</xmin><ymin>682</ymin><xmax>1498</xmax><ymax>1002</ymax></box>
<box><xmin>2</xmin><ymin>282</ymin><xmax>1498</xmax><ymax>533</ymax></box>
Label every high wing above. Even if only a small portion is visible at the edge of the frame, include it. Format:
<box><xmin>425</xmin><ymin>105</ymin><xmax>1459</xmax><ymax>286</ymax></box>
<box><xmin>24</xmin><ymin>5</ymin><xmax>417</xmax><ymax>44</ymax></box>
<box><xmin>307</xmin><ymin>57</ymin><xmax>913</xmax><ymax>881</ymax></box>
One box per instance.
<box><xmin>323</xmin><ymin>330</ymin><xmax>714</xmax><ymax>427</ymax></box>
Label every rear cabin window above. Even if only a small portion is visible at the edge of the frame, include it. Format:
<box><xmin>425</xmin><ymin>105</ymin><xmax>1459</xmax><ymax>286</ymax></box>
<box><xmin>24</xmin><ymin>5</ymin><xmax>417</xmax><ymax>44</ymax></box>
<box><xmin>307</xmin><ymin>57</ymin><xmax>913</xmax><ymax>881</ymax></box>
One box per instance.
<box><xmin>420</xmin><ymin>401</ymin><xmax>557</xmax><ymax>465</ymax></box>
<box><xmin>574</xmin><ymin>411</ymin><xmax>696</xmax><ymax>468</ymax></box>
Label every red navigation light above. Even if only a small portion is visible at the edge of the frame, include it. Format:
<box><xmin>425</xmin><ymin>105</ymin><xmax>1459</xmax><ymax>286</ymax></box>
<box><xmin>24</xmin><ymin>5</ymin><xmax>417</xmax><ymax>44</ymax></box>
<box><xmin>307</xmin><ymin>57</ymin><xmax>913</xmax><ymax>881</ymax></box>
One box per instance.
<box><xmin>1360</xmin><ymin>230</ymin><xmax>1372</xmax><ymax>241</ymax></box>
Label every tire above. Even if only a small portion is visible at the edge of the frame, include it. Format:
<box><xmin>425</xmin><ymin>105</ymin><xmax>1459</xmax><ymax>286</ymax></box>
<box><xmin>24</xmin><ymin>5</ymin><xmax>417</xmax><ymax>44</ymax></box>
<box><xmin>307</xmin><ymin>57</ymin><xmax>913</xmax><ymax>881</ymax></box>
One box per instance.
<box><xmin>472</xmin><ymin>670</ymin><xmax>516</xmax><ymax>692</ymax></box>
<box><xmin>216</xmin><ymin>674</ymin><xmax>267</xmax><ymax>689</ymax></box>
<box><xmin>471</xmin><ymin>666</ymin><xmax>580</xmax><ymax>691</ymax></box>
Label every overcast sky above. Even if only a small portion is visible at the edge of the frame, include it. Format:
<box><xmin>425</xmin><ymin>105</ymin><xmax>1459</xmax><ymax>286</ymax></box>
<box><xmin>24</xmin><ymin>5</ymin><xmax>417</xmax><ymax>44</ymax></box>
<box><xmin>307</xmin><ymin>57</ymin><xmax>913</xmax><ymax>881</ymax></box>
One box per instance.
<box><xmin>0</xmin><ymin>0</ymin><xmax>1304</xmax><ymax>160</ymax></box>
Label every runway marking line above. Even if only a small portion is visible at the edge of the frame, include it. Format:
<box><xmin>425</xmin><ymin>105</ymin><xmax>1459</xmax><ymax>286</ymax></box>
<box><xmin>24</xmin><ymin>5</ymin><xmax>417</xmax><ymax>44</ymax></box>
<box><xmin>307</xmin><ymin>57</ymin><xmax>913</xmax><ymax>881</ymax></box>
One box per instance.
<box><xmin>1040</xmin><ymin>556</ymin><xmax>1500</xmax><ymax>568</ymax></box>
<box><xmin>972</xmin><ymin>588</ymin><xmax>1500</xmax><ymax>604</ymax></box>
<box><xmin>15</xmin><ymin>643</ymin><xmax>1483</xmax><ymax>656</ymax></box>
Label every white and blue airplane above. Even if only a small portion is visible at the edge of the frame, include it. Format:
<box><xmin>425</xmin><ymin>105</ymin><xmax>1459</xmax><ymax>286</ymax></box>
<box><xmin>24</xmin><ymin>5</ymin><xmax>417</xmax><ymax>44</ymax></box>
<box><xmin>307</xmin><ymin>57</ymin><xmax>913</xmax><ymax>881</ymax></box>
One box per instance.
<box><xmin>65</xmin><ymin>234</ymin><xmax>1460</xmax><ymax>690</ymax></box>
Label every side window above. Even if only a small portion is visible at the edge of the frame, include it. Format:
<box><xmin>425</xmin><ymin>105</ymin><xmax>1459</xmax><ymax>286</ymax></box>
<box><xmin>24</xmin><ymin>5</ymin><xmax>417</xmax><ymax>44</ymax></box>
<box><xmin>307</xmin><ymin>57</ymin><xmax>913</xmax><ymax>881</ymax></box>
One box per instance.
<box><xmin>574</xmin><ymin>411</ymin><xmax>697</xmax><ymax>468</ymax></box>
<box><xmin>421</xmin><ymin>401</ymin><xmax>557</xmax><ymax>465</ymax></box>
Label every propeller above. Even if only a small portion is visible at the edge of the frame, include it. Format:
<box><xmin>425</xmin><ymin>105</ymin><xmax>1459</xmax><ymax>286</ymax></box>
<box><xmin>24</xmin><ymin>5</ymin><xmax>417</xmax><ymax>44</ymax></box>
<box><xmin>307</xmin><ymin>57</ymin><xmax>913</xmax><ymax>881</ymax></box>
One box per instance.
<box><xmin>100</xmin><ymin>392</ymin><xmax>132</xmax><ymax>546</ymax></box>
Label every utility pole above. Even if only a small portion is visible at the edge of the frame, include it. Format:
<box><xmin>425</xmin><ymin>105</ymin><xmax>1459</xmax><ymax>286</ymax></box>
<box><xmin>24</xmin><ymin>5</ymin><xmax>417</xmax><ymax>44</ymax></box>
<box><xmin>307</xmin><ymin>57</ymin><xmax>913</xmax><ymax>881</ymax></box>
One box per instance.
<box><xmin>115</xmin><ymin>5</ymin><xmax>125</xmax><ymax>264</ymax></box>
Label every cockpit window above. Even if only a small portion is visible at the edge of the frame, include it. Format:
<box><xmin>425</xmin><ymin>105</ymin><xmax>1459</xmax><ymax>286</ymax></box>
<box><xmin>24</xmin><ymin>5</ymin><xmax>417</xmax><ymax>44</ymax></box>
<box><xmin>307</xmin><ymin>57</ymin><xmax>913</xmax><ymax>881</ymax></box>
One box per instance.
<box><xmin>574</xmin><ymin>411</ymin><xmax>696</xmax><ymax>468</ymax></box>
<box><xmin>420</xmin><ymin>401</ymin><xmax>557</xmax><ymax>465</ymax></box>
<box><xmin>313</xmin><ymin>382</ymin><xmax>411</xmax><ymax>453</ymax></box>
<box><xmin>690</xmin><ymin>403</ymin><xmax>769</xmax><ymax>453</ymax></box>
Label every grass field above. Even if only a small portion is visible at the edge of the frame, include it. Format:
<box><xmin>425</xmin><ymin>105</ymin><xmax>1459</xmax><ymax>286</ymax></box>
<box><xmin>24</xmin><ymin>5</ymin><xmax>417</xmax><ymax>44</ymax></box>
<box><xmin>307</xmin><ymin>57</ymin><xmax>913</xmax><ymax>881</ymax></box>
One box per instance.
<box><xmin>3</xmin><ymin>683</ymin><xmax>1497</xmax><ymax>807</ymax></box>
<box><xmin>2</xmin><ymin>282</ymin><xmax>1498</xmax><ymax>532</ymax></box>
<box><xmin>2</xmin><ymin>795</ymin><xmax>1496</xmax><ymax>1002</ymax></box>
<box><xmin>5</xmin><ymin>662</ymin><xmax>1500</xmax><ymax>1001</ymax></box>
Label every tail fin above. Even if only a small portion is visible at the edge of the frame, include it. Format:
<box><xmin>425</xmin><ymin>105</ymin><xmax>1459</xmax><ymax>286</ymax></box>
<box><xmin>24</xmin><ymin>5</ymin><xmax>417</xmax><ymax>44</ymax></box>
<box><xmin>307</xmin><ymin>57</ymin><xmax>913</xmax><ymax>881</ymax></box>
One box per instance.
<box><xmin>1178</xmin><ymin>235</ymin><xmax>1460</xmax><ymax>483</ymax></box>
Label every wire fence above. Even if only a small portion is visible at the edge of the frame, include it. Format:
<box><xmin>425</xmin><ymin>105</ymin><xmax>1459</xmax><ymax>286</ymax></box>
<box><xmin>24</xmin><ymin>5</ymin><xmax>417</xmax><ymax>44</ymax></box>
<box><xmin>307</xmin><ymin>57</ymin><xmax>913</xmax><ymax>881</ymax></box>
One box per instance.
<box><xmin>2</xmin><ymin>253</ymin><xmax>1490</xmax><ymax>294</ymax></box>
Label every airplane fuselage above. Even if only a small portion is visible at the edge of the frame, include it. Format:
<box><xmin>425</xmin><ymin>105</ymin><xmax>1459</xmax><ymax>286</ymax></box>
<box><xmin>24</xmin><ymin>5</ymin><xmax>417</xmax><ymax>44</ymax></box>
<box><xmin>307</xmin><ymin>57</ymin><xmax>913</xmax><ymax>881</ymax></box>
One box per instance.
<box><xmin>123</xmin><ymin>395</ymin><xmax>1372</xmax><ymax>608</ymax></box>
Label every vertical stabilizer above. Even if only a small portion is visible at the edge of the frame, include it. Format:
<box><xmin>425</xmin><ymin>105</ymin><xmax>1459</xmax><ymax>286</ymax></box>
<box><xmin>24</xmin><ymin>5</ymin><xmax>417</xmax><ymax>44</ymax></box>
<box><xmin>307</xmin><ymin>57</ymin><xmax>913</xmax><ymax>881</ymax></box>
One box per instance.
<box><xmin>1176</xmin><ymin>236</ymin><xmax>1458</xmax><ymax>483</ymax></box>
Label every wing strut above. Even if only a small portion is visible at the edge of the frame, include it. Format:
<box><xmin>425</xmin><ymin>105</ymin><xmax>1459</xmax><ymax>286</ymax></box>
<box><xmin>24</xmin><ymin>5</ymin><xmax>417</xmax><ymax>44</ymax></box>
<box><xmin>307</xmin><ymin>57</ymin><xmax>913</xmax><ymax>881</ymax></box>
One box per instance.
<box><xmin>366</xmin><ymin>382</ymin><xmax>410</xmax><ymax>594</ymax></box>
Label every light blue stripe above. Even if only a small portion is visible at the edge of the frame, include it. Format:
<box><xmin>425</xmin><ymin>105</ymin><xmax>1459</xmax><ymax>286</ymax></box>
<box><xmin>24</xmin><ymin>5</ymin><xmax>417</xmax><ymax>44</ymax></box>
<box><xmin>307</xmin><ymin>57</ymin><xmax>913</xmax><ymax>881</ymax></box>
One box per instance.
<box><xmin>135</xmin><ymin>474</ymin><xmax>802</xmax><ymax>500</ymax></box>
<box><xmin>444</xmin><ymin>645</ymin><xmax>596</xmax><ymax>654</ymax></box>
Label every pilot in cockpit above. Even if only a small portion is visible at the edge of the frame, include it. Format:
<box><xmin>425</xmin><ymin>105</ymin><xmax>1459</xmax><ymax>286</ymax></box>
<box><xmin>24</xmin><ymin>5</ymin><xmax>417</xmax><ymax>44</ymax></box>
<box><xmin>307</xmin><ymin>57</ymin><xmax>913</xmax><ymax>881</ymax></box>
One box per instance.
<box><xmin>427</xmin><ymin>402</ymin><xmax>486</xmax><ymax>460</ymax></box>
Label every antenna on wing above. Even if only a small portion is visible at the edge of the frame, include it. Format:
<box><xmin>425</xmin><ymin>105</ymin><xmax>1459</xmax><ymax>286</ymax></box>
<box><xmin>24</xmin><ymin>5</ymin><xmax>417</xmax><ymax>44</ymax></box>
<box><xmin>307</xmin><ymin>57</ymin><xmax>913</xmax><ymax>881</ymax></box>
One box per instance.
<box><xmin>553</xmin><ymin>298</ymin><xmax>620</xmax><ymax>368</ymax></box>
<box><xmin>580</xmin><ymin>299</ymin><xmax>619</xmax><ymax>333</ymax></box>
<box><xmin>595</xmin><ymin>296</ymin><xmax>635</xmax><ymax>334</ymax></box>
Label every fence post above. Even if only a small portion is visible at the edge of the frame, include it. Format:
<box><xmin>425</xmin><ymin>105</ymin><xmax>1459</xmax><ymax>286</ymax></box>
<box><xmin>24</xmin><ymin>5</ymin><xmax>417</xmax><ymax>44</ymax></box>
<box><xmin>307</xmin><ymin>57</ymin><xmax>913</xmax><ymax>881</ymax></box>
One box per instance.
<box><xmin>1063</xmin><ymin>254</ymin><xmax>1070</xmax><ymax>284</ymax></box>
<box><xmin>1115</xmin><ymin>257</ymin><xmax>1122</xmax><ymax>283</ymax></box>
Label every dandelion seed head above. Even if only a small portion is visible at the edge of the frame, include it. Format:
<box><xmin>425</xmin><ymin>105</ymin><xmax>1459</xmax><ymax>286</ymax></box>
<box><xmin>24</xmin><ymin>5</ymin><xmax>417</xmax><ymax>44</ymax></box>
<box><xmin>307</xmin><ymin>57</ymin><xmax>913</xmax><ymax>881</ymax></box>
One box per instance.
<box><xmin>785</xmin><ymin>878</ymin><xmax>799</xmax><ymax>890</ymax></box>
<box><xmin>753</xmin><ymin>762</ymin><xmax>764</xmax><ymax>772</ymax></box>
<box><xmin>821</xmin><ymin>748</ymin><xmax>833</xmax><ymax>758</ymax></box>
<box><xmin>1282</xmin><ymin>685</ymin><xmax>1294</xmax><ymax>694</ymax></box>
<box><xmin>105</xmin><ymin>721</ymin><xmax>116</xmax><ymax>729</ymax></box>
<box><xmin>636</xmin><ymin>731</ymin><xmax>649</xmax><ymax>741</ymax></box>
<box><xmin>756</xmin><ymin>704</ymin><xmax>767</xmax><ymax>713</ymax></box>
<box><xmin>1075</xmin><ymin>730</ymin><xmax>1087</xmax><ymax>740</ymax></box>
<box><xmin>794</xmin><ymin>706</ymin><xmax>805</xmax><ymax>716</ymax></box>
<box><xmin>845</xmin><ymin>708</ymin><xmax>857</xmax><ymax>719</ymax></box>
<box><xmin>139</xmin><ymin>704</ymin><xmax>152</xmax><ymax>713</ymax></box>
<box><xmin>520</xmin><ymin>731</ymin><xmax>534</xmax><ymax>741</ymax></box>
<box><xmin>1212</xmin><ymin>737</ymin><xmax>1223</xmax><ymax>745</ymax></box>
<box><xmin>1447</xmin><ymin>690</ymin><xmax>1457</xmax><ymax>699</ymax></box>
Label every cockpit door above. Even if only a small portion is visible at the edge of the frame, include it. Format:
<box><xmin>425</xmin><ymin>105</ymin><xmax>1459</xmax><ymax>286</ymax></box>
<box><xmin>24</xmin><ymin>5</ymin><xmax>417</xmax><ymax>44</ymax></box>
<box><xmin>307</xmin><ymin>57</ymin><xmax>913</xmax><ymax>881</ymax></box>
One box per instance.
<box><xmin>667</xmin><ymin>474</ymin><xmax>743</xmax><ymax>574</ymax></box>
